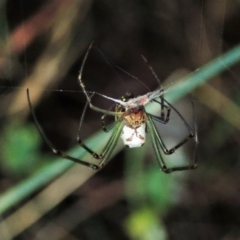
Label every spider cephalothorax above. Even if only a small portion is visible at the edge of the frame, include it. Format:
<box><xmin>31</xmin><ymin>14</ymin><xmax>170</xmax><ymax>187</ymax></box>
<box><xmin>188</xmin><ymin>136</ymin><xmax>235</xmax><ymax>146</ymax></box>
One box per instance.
<box><xmin>117</xmin><ymin>93</ymin><xmax>147</xmax><ymax>128</ymax></box>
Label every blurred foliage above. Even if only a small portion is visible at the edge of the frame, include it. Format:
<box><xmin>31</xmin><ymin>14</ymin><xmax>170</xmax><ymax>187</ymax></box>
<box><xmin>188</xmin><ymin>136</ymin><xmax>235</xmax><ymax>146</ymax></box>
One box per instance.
<box><xmin>124</xmin><ymin>140</ymin><xmax>189</xmax><ymax>240</ymax></box>
<box><xmin>1</xmin><ymin>121</ymin><xmax>42</xmax><ymax>176</ymax></box>
<box><xmin>125</xmin><ymin>207</ymin><xmax>167</xmax><ymax>240</ymax></box>
<box><xmin>125</xmin><ymin>143</ymin><xmax>175</xmax><ymax>213</ymax></box>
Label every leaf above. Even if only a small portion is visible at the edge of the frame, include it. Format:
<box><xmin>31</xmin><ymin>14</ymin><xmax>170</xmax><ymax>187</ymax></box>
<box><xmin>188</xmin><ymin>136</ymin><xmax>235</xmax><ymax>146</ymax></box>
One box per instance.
<box><xmin>1</xmin><ymin>122</ymin><xmax>41</xmax><ymax>176</ymax></box>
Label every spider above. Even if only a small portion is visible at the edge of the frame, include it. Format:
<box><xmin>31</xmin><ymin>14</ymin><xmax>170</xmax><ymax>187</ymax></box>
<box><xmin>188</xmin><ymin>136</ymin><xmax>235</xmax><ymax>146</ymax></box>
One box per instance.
<box><xmin>27</xmin><ymin>42</ymin><xmax>198</xmax><ymax>173</ymax></box>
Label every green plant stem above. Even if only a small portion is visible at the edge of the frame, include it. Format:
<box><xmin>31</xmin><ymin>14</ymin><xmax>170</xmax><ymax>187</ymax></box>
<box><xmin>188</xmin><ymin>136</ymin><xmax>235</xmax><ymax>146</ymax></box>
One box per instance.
<box><xmin>166</xmin><ymin>45</ymin><xmax>240</xmax><ymax>102</ymax></box>
<box><xmin>1</xmin><ymin>44</ymin><xmax>240</xmax><ymax>215</ymax></box>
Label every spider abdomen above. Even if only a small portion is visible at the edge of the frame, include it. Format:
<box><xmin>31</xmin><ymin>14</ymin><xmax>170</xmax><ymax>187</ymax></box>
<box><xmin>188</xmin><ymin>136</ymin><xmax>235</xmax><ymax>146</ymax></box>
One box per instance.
<box><xmin>121</xmin><ymin>123</ymin><xmax>146</xmax><ymax>148</ymax></box>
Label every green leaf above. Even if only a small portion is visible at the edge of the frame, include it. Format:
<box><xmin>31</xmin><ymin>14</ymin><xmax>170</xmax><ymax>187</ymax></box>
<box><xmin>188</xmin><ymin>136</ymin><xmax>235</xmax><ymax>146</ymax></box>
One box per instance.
<box><xmin>125</xmin><ymin>207</ymin><xmax>167</xmax><ymax>240</ymax></box>
<box><xmin>1</xmin><ymin>122</ymin><xmax>41</xmax><ymax>176</ymax></box>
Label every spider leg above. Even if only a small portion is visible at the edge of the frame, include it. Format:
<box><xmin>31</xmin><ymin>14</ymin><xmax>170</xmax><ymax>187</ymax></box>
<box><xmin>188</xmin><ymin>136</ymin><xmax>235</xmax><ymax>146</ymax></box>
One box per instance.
<box><xmin>148</xmin><ymin>99</ymin><xmax>171</xmax><ymax>123</ymax></box>
<box><xmin>147</xmin><ymin>114</ymin><xmax>198</xmax><ymax>173</ymax></box>
<box><xmin>78</xmin><ymin>41</ymin><xmax>94</xmax><ymax>103</ymax></box>
<box><xmin>141</xmin><ymin>54</ymin><xmax>198</xmax><ymax>172</ymax></box>
<box><xmin>156</xmin><ymin>95</ymin><xmax>166</xmax><ymax>120</ymax></box>
<box><xmin>77</xmin><ymin>42</ymin><xmax>120</xmax><ymax>117</ymax></box>
<box><xmin>101</xmin><ymin>104</ymin><xmax>118</xmax><ymax>132</ymax></box>
<box><xmin>147</xmin><ymin>118</ymin><xmax>169</xmax><ymax>172</ymax></box>
<box><xmin>161</xmin><ymin>99</ymin><xmax>196</xmax><ymax>154</ymax></box>
<box><xmin>148</xmin><ymin>98</ymin><xmax>196</xmax><ymax>155</ymax></box>
<box><xmin>154</xmin><ymin>98</ymin><xmax>171</xmax><ymax>122</ymax></box>
<box><xmin>160</xmin><ymin>96</ymin><xmax>165</xmax><ymax>119</ymax></box>
<box><xmin>77</xmin><ymin>93</ymin><xmax>123</xmax><ymax>166</ymax></box>
<box><xmin>141</xmin><ymin>55</ymin><xmax>167</xmax><ymax>120</ymax></box>
<box><xmin>78</xmin><ymin>116</ymin><xmax>124</xmax><ymax>168</ymax></box>
<box><xmin>77</xmin><ymin>93</ymin><xmax>103</xmax><ymax>159</ymax></box>
<box><xmin>77</xmin><ymin>119</ymin><xmax>124</xmax><ymax>169</ymax></box>
<box><xmin>98</xmin><ymin>121</ymin><xmax>124</xmax><ymax>167</ymax></box>
<box><xmin>26</xmin><ymin>89</ymin><xmax>100</xmax><ymax>170</ymax></box>
<box><xmin>148</xmin><ymin>100</ymin><xmax>198</xmax><ymax>173</ymax></box>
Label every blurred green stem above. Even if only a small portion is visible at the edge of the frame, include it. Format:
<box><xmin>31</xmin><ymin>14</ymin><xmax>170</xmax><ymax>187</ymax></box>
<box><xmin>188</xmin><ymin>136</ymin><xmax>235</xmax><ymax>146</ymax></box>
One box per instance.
<box><xmin>1</xmin><ymin>44</ymin><xmax>240</xmax><ymax>215</ymax></box>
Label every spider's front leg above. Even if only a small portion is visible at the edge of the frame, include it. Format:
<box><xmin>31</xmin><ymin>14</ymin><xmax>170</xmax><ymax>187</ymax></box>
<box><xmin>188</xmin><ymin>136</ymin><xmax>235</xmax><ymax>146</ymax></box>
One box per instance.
<box><xmin>78</xmin><ymin>42</ymin><xmax>120</xmax><ymax>117</ymax></box>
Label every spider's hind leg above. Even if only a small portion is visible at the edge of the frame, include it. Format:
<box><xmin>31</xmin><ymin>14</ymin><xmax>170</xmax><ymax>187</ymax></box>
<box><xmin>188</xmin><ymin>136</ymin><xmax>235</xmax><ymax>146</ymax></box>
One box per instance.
<box><xmin>147</xmin><ymin>100</ymin><xmax>198</xmax><ymax>173</ymax></box>
<box><xmin>77</xmin><ymin>94</ymin><xmax>124</xmax><ymax>165</ymax></box>
<box><xmin>101</xmin><ymin>104</ymin><xmax>119</xmax><ymax>133</ymax></box>
<box><xmin>162</xmin><ymin>99</ymin><xmax>196</xmax><ymax>155</ymax></box>
<box><xmin>77</xmin><ymin>94</ymin><xmax>103</xmax><ymax>159</ymax></box>
<box><xmin>161</xmin><ymin>115</ymin><xmax>198</xmax><ymax>173</ymax></box>
<box><xmin>26</xmin><ymin>89</ymin><xmax>101</xmax><ymax>170</ymax></box>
